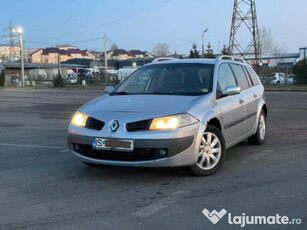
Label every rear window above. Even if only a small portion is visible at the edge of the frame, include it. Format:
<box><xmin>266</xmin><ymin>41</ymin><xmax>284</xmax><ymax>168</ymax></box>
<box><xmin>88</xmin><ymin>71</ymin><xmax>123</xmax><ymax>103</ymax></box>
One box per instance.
<box><xmin>230</xmin><ymin>64</ymin><xmax>249</xmax><ymax>90</ymax></box>
<box><xmin>246</xmin><ymin>67</ymin><xmax>260</xmax><ymax>85</ymax></box>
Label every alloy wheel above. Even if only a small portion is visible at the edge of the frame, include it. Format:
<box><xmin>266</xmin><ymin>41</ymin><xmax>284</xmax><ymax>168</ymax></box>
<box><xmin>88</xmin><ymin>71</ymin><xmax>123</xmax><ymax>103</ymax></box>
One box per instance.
<box><xmin>259</xmin><ymin>114</ymin><xmax>266</xmax><ymax>140</ymax></box>
<box><xmin>197</xmin><ymin>132</ymin><xmax>221</xmax><ymax>170</ymax></box>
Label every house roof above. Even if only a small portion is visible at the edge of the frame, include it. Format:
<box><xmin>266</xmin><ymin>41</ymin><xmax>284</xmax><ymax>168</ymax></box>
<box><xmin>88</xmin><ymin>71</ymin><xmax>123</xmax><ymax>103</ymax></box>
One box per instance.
<box><xmin>113</xmin><ymin>49</ymin><xmax>129</xmax><ymax>55</ymax></box>
<box><xmin>42</xmin><ymin>47</ymin><xmax>66</xmax><ymax>55</ymax></box>
<box><xmin>130</xmin><ymin>50</ymin><xmax>143</xmax><ymax>55</ymax></box>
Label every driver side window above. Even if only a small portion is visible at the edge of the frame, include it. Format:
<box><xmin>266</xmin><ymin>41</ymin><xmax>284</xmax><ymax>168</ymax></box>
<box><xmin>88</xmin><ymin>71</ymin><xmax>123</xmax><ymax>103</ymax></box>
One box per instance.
<box><xmin>217</xmin><ymin>63</ymin><xmax>237</xmax><ymax>91</ymax></box>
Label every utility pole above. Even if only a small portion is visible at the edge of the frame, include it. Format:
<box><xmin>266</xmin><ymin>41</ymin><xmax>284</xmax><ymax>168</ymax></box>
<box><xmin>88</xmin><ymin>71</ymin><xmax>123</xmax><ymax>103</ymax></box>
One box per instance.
<box><xmin>202</xmin><ymin>29</ymin><xmax>208</xmax><ymax>58</ymax></box>
<box><xmin>14</xmin><ymin>27</ymin><xmax>25</xmax><ymax>87</ymax></box>
<box><xmin>57</xmin><ymin>52</ymin><xmax>61</xmax><ymax>77</ymax></box>
<box><xmin>104</xmin><ymin>34</ymin><xmax>108</xmax><ymax>84</ymax></box>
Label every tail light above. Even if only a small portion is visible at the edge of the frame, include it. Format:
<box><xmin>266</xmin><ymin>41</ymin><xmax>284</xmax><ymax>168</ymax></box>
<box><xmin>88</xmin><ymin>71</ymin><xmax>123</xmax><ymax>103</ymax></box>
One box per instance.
<box><xmin>273</xmin><ymin>77</ymin><xmax>277</xmax><ymax>80</ymax></box>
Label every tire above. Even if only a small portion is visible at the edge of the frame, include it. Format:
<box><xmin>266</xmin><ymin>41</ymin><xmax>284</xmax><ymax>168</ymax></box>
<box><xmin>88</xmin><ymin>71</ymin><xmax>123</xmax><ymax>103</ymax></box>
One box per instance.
<box><xmin>189</xmin><ymin>124</ymin><xmax>226</xmax><ymax>176</ymax></box>
<box><xmin>248</xmin><ymin>110</ymin><xmax>266</xmax><ymax>145</ymax></box>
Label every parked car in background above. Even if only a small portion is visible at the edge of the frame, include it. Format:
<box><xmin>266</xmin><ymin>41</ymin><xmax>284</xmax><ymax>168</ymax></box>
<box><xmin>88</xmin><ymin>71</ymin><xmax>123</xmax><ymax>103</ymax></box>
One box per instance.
<box><xmin>267</xmin><ymin>73</ymin><xmax>285</xmax><ymax>84</ymax></box>
<box><xmin>63</xmin><ymin>69</ymin><xmax>78</xmax><ymax>84</ymax></box>
<box><xmin>67</xmin><ymin>56</ymin><xmax>267</xmax><ymax>176</ymax></box>
<box><xmin>78</xmin><ymin>69</ymin><xmax>94</xmax><ymax>84</ymax></box>
<box><xmin>264</xmin><ymin>72</ymin><xmax>293</xmax><ymax>85</ymax></box>
<box><xmin>64</xmin><ymin>74</ymin><xmax>78</xmax><ymax>84</ymax></box>
<box><xmin>289</xmin><ymin>74</ymin><xmax>297</xmax><ymax>84</ymax></box>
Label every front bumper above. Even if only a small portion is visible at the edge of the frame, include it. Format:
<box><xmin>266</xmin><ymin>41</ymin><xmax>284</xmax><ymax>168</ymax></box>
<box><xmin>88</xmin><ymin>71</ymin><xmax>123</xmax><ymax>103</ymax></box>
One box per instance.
<box><xmin>67</xmin><ymin>122</ymin><xmax>206</xmax><ymax>167</ymax></box>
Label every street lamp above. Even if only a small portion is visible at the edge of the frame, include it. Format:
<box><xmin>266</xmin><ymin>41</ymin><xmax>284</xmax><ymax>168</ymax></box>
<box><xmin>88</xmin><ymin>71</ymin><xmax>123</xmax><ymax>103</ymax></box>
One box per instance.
<box><xmin>202</xmin><ymin>29</ymin><xmax>208</xmax><ymax>58</ymax></box>
<box><xmin>13</xmin><ymin>26</ymin><xmax>24</xmax><ymax>87</ymax></box>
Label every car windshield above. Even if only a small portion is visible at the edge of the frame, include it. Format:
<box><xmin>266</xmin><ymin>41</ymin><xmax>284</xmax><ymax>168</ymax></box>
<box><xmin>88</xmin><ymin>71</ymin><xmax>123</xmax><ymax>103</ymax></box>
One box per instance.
<box><xmin>113</xmin><ymin>63</ymin><xmax>214</xmax><ymax>96</ymax></box>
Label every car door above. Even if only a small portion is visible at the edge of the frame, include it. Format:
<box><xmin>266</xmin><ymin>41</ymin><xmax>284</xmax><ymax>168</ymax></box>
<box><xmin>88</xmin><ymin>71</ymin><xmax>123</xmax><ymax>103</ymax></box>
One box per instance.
<box><xmin>216</xmin><ymin>63</ymin><xmax>245</xmax><ymax>145</ymax></box>
<box><xmin>230</xmin><ymin>64</ymin><xmax>260</xmax><ymax>136</ymax></box>
<box><xmin>243</xmin><ymin>66</ymin><xmax>261</xmax><ymax>133</ymax></box>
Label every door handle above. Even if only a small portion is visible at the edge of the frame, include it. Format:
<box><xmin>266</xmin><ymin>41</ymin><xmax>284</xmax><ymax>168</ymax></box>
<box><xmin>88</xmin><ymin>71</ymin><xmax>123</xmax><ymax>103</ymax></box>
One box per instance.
<box><xmin>239</xmin><ymin>99</ymin><xmax>244</xmax><ymax>104</ymax></box>
<box><xmin>253</xmin><ymin>94</ymin><xmax>258</xmax><ymax>98</ymax></box>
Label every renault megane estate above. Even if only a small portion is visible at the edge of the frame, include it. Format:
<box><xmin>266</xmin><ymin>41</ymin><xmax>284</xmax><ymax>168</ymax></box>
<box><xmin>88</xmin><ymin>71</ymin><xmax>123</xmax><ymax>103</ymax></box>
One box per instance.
<box><xmin>67</xmin><ymin>56</ymin><xmax>267</xmax><ymax>176</ymax></box>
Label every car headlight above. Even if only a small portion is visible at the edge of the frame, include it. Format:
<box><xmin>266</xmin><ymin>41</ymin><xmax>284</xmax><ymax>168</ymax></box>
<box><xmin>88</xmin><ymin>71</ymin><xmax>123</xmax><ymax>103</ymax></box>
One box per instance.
<box><xmin>71</xmin><ymin>111</ymin><xmax>88</xmax><ymax>127</ymax></box>
<box><xmin>149</xmin><ymin>114</ymin><xmax>198</xmax><ymax>130</ymax></box>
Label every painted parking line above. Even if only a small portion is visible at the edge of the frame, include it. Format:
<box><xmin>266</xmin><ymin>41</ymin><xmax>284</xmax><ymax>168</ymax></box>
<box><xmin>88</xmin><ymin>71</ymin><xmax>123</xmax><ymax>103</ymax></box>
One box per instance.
<box><xmin>0</xmin><ymin>142</ymin><xmax>65</xmax><ymax>150</ymax></box>
<box><xmin>133</xmin><ymin>190</ymin><xmax>191</xmax><ymax>218</ymax></box>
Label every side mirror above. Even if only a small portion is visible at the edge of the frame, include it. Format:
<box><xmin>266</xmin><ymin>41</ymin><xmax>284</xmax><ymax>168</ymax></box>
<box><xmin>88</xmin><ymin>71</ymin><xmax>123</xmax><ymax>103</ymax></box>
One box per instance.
<box><xmin>105</xmin><ymin>86</ymin><xmax>115</xmax><ymax>93</ymax></box>
<box><xmin>221</xmin><ymin>85</ymin><xmax>241</xmax><ymax>97</ymax></box>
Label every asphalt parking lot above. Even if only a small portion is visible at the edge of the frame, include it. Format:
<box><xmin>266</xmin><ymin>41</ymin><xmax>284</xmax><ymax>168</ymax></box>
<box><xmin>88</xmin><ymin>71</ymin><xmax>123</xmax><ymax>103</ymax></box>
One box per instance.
<box><xmin>0</xmin><ymin>89</ymin><xmax>306</xmax><ymax>230</ymax></box>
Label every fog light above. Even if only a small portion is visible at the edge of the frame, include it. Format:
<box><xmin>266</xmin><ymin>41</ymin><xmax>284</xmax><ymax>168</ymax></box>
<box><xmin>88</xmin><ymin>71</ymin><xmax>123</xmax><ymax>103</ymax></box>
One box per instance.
<box><xmin>159</xmin><ymin>149</ymin><xmax>167</xmax><ymax>157</ymax></box>
<box><xmin>74</xmin><ymin>144</ymin><xmax>80</xmax><ymax>151</ymax></box>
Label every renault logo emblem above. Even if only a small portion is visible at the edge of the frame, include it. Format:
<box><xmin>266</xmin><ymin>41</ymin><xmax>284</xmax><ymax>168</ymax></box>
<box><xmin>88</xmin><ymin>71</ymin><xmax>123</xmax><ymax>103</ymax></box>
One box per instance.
<box><xmin>110</xmin><ymin>120</ymin><xmax>119</xmax><ymax>132</ymax></box>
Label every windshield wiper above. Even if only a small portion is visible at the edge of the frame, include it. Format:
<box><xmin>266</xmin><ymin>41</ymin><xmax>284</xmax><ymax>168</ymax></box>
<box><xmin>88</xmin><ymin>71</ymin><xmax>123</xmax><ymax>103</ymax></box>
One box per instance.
<box><xmin>112</xmin><ymin>91</ymin><xmax>129</xmax><ymax>95</ymax></box>
<box><xmin>150</xmin><ymin>92</ymin><xmax>170</xmax><ymax>95</ymax></box>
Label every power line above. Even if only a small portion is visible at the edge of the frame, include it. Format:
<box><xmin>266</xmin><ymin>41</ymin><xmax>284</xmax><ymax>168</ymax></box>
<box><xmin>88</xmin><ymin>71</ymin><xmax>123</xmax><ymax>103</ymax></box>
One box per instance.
<box><xmin>172</xmin><ymin>34</ymin><xmax>202</xmax><ymax>51</ymax></box>
<box><xmin>24</xmin><ymin>36</ymin><xmax>103</xmax><ymax>46</ymax></box>
<box><xmin>65</xmin><ymin>0</ymin><xmax>133</xmax><ymax>35</ymax></box>
<box><xmin>30</xmin><ymin>0</ymin><xmax>105</xmax><ymax>32</ymax></box>
<box><xmin>76</xmin><ymin>0</ymin><xmax>170</xmax><ymax>35</ymax></box>
<box><xmin>37</xmin><ymin>0</ymin><xmax>170</xmax><ymax>41</ymax></box>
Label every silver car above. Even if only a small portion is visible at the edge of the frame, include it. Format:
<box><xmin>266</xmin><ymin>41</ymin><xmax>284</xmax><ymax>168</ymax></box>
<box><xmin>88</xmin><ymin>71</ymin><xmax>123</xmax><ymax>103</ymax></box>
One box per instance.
<box><xmin>67</xmin><ymin>56</ymin><xmax>267</xmax><ymax>176</ymax></box>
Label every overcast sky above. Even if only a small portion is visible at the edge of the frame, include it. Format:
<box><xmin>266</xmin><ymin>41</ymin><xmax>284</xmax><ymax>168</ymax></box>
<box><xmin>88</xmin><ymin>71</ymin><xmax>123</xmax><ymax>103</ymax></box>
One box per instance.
<box><xmin>0</xmin><ymin>0</ymin><xmax>306</xmax><ymax>54</ymax></box>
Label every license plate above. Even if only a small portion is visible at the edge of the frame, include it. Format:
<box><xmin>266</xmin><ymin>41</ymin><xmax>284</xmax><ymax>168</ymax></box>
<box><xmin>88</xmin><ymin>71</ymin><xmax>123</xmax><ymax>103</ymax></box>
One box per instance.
<box><xmin>92</xmin><ymin>138</ymin><xmax>134</xmax><ymax>151</ymax></box>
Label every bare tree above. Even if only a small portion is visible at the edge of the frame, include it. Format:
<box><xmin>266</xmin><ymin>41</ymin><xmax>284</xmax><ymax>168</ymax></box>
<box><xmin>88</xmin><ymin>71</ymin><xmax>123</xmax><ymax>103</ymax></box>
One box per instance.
<box><xmin>259</xmin><ymin>26</ymin><xmax>287</xmax><ymax>68</ymax></box>
<box><xmin>110</xmin><ymin>44</ymin><xmax>119</xmax><ymax>51</ymax></box>
<box><xmin>152</xmin><ymin>43</ymin><xmax>170</xmax><ymax>56</ymax></box>
<box><xmin>259</xmin><ymin>26</ymin><xmax>274</xmax><ymax>55</ymax></box>
<box><xmin>272</xmin><ymin>43</ymin><xmax>287</xmax><ymax>66</ymax></box>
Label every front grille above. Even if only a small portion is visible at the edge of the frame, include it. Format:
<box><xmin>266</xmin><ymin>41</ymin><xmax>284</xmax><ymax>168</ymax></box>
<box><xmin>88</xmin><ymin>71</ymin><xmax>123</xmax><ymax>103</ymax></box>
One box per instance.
<box><xmin>75</xmin><ymin>144</ymin><xmax>167</xmax><ymax>161</ymax></box>
<box><xmin>86</xmin><ymin>117</ymin><xmax>104</xmax><ymax>130</ymax></box>
<box><xmin>126</xmin><ymin>119</ymin><xmax>152</xmax><ymax>132</ymax></box>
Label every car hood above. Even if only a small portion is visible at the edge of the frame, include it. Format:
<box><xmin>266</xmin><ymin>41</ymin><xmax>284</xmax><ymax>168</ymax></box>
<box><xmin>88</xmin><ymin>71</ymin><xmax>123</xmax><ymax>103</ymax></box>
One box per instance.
<box><xmin>80</xmin><ymin>94</ymin><xmax>204</xmax><ymax>118</ymax></box>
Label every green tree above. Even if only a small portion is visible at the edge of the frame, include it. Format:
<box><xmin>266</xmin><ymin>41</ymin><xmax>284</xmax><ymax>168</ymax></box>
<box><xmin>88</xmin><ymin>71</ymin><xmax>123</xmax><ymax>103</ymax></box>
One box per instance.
<box><xmin>221</xmin><ymin>44</ymin><xmax>230</xmax><ymax>55</ymax></box>
<box><xmin>0</xmin><ymin>69</ymin><xmax>5</xmax><ymax>87</ymax></box>
<box><xmin>204</xmin><ymin>42</ymin><xmax>215</xmax><ymax>58</ymax></box>
<box><xmin>189</xmin><ymin>43</ymin><xmax>200</xmax><ymax>58</ymax></box>
<box><xmin>293</xmin><ymin>59</ymin><xmax>307</xmax><ymax>84</ymax></box>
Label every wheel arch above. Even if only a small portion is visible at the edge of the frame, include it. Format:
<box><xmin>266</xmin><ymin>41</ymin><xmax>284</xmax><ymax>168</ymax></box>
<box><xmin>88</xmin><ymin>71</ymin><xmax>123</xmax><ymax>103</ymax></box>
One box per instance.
<box><xmin>207</xmin><ymin>118</ymin><xmax>222</xmax><ymax>131</ymax></box>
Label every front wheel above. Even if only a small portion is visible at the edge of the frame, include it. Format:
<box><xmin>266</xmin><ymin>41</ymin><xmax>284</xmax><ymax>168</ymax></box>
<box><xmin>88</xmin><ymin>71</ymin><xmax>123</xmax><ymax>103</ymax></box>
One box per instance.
<box><xmin>189</xmin><ymin>124</ymin><xmax>226</xmax><ymax>176</ymax></box>
<box><xmin>248</xmin><ymin>110</ymin><xmax>266</xmax><ymax>145</ymax></box>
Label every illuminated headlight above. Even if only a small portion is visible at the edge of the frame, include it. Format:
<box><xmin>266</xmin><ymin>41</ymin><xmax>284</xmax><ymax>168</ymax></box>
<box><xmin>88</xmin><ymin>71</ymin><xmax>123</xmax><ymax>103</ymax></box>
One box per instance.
<box><xmin>71</xmin><ymin>112</ymin><xmax>88</xmax><ymax>127</ymax></box>
<box><xmin>149</xmin><ymin>114</ymin><xmax>198</xmax><ymax>130</ymax></box>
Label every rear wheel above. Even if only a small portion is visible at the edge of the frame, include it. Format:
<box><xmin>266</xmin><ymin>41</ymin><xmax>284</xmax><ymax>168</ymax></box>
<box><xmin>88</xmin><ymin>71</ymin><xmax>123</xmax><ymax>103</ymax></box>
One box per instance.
<box><xmin>189</xmin><ymin>124</ymin><xmax>226</xmax><ymax>176</ymax></box>
<box><xmin>248</xmin><ymin>110</ymin><xmax>266</xmax><ymax>145</ymax></box>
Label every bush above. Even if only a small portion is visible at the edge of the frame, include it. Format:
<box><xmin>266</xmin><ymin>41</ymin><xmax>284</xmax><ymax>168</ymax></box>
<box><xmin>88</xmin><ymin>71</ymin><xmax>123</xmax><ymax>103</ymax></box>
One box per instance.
<box><xmin>53</xmin><ymin>74</ymin><xmax>65</xmax><ymax>87</ymax></box>
<box><xmin>293</xmin><ymin>59</ymin><xmax>307</xmax><ymax>84</ymax></box>
<box><xmin>0</xmin><ymin>69</ymin><xmax>5</xmax><ymax>87</ymax></box>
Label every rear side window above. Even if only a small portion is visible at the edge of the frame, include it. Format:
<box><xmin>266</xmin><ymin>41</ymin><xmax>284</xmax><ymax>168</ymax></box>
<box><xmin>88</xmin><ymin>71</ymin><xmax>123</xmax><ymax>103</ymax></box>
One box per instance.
<box><xmin>245</xmin><ymin>67</ymin><xmax>260</xmax><ymax>85</ymax></box>
<box><xmin>230</xmin><ymin>64</ymin><xmax>249</xmax><ymax>90</ymax></box>
<box><xmin>217</xmin><ymin>63</ymin><xmax>237</xmax><ymax>91</ymax></box>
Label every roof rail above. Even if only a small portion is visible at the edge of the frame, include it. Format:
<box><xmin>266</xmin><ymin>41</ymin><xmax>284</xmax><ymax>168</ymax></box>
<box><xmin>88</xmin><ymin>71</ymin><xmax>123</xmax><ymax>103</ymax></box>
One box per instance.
<box><xmin>216</xmin><ymin>55</ymin><xmax>246</xmax><ymax>63</ymax></box>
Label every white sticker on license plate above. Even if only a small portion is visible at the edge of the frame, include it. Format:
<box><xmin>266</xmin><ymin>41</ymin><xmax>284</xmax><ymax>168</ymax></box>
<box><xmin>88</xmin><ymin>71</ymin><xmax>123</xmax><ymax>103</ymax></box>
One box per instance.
<box><xmin>92</xmin><ymin>138</ymin><xmax>134</xmax><ymax>151</ymax></box>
